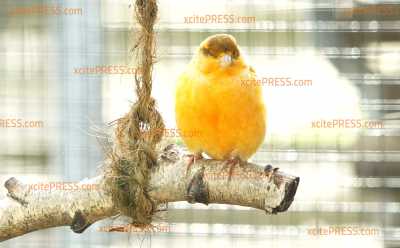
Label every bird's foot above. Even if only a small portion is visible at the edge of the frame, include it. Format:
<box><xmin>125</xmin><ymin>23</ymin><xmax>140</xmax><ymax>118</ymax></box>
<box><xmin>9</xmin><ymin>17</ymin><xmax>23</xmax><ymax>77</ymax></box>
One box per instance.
<box><xmin>264</xmin><ymin>164</ymin><xmax>279</xmax><ymax>177</ymax></box>
<box><xmin>222</xmin><ymin>157</ymin><xmax>244</xmax><ymax>182</ymax></box>
<box><xmin>184</xmin><ymin>153</ymin><xmax>203</xmax><ymax>175</ymax></box>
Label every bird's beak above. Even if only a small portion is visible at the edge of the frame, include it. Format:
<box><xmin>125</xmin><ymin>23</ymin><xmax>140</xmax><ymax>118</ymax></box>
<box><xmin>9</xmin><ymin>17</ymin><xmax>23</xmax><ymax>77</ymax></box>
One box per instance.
<box><xmin>219</xmin><ymin>54</ymin><xmax>233</xmax><ymax>67</ymax></box>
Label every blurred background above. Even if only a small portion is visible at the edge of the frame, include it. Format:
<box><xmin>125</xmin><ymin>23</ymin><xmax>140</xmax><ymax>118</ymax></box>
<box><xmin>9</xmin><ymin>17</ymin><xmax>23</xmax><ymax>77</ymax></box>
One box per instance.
<box><xmin>0</xmin><ymin>0</ymin><xmax>399</xmax><ymax>247</ymax></box>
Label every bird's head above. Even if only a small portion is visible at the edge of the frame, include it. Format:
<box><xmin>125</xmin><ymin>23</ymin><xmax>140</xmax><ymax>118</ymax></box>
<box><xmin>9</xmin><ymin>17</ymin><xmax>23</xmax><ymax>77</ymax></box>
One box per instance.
<box><xmin>196</xmin><ymin>34</ymin><xmax>244</xmax><ymax>73</ymax></box>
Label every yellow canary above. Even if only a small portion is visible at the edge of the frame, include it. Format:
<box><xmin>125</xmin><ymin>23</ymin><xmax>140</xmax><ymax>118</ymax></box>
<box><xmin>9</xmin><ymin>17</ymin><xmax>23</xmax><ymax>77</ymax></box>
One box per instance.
<box><xmin>175</xmin><ymin>34</ymin><xmax>266</xmax><ymax>163</ymax></box>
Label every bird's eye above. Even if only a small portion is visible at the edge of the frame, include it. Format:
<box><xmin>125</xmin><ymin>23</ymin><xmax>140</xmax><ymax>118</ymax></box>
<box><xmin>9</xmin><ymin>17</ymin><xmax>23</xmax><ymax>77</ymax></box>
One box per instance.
<box><xmin>201</xmin><ymin>47</ymin><xmax>212</xmax><ymax>57</ymax></box>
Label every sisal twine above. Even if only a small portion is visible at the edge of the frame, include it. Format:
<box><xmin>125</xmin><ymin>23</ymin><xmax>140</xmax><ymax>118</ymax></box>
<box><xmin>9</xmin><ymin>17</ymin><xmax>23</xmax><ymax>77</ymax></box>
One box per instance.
<box><xmin>104</xmin><ymin>0</ymin><xmax>164</xmax><ymax>224</ymax></box>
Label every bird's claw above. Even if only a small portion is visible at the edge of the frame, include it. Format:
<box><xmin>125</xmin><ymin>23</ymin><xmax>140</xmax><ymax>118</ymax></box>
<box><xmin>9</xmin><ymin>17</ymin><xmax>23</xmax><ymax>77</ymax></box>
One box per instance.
<box><xmin>222</xmin><ymin>157</ymin><xmax>243</xmax><ymax>181</ymax></box>
<box><xmin>185</xmin><ymin>153</ymin><xmax>203</xmax><ymax>175</ymax></box>
<box><xmin>264</xmin><ymin>164</ymin><xmax>279</xmax><ymax>177</ymax></box>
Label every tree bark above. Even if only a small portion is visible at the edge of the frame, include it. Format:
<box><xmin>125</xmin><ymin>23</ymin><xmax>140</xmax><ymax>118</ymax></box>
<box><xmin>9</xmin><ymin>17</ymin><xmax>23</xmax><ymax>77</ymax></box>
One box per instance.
<box><xmin>0</xmin><ymin>143</ymin><xmax>299</xmax><ymax>242</ymax></box>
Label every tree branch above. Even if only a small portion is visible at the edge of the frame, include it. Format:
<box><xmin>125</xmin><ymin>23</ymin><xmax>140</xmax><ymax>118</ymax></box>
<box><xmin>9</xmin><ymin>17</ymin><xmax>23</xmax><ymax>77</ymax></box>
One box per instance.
<box><xmin>0</xmin><ymin>143</ymin><xmax>299</xmax><ymax>242</ymax></box>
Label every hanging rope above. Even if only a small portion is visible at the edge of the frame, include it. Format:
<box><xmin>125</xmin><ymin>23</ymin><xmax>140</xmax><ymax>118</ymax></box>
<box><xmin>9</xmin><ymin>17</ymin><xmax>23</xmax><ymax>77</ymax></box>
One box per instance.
<box><xmin>104</xmin><ymin>0</ymin><xmax>164</xmax><ymax>224</ymax></box>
